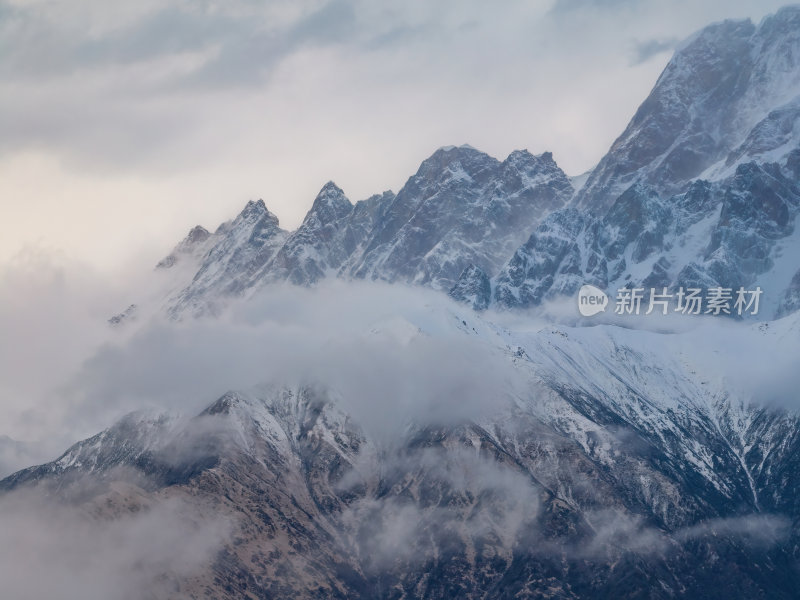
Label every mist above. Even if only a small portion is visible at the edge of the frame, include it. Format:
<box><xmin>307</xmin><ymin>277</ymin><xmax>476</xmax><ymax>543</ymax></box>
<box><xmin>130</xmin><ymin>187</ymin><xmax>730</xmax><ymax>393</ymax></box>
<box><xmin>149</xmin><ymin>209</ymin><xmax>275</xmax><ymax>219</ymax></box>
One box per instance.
<box><xmin>0</xmin><ymin>481</ymin><xmax>230</xmax><ymax>600</ymax></box>
<box><xmin>1</xmin><ymin>244</ymin><xmax>798</xmax><ymax>597</ymax></box>
<box><xmin>0</xmin><ymin>252</ymin><xmax>529</xmax><ymax>456</ymax></box>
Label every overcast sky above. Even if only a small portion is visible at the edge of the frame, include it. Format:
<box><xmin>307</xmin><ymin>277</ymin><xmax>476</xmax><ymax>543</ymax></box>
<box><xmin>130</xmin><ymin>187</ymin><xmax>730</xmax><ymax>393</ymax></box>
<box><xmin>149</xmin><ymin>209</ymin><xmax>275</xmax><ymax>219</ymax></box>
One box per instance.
<box><xmin>0</xmin><ymin>0</ymin><xmax>790</xmax><ymax>270</ymax></box>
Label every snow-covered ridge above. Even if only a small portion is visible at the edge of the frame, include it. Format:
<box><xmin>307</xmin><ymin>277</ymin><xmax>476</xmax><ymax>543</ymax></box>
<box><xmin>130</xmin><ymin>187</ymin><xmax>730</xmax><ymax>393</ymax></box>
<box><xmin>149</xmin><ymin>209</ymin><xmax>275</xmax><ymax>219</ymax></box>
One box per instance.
<box><xmin>151</xmin><ymin>145</ymin><xmax>574</xmax><ymax>317</ymax></box>
<box><xmin>575</xmin><ymin>6</ymin><xmax>800</xmax><ymax>210</ymax></box>
<box><xmin>9</xmin><ymin>7</ymin><xmax>800</xmax><ymax>597</ymax></box>
<box><xmin>124</xmin><ymin>9</ymin><xmax>800</xmax><ymax>322</ymax></box>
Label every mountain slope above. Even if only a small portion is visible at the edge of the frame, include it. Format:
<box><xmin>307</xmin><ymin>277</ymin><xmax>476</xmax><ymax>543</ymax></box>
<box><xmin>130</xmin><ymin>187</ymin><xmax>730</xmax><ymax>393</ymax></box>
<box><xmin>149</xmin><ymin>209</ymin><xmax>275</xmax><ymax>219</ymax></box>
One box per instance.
<box><xmin>486</xmin><ymin>158</ymin><xmax>800</xmax><ymax>313</ymax></box>
<box><xmin>5</xmin><ymin>304</ymin><xmax>800</xmax><ymax>598</ymax></box>
<box><xmin>575</xmin><ymin>6</ymin><xmax>800</xmax><ymax>210</ymax></box>
<box><xmin>348</xmin><ymin>146</ymin><xmax>573</xmax><ymax>290</ymax></box>
<box><xmin>152</xmin><ymin>145</ymin><xmax>572</xmax><ymax>318</ymax></box>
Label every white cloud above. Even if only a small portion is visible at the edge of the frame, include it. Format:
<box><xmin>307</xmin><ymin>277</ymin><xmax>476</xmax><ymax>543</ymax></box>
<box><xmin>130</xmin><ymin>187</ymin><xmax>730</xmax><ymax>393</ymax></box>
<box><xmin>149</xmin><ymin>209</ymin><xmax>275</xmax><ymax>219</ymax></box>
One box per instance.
<box><xmin>0</xmin><ymin>255</ymin><xmax>531</xmax><ymax>451</ymax></box>
<box><xmin>0</xmin><ymin>0</ymin><xmax>791</xmax><ymax>269</ymax></box>
<box><xmin>58</xmin><ymin>280</ymin><xmax>528</xmax><ymax>444</ymax></box>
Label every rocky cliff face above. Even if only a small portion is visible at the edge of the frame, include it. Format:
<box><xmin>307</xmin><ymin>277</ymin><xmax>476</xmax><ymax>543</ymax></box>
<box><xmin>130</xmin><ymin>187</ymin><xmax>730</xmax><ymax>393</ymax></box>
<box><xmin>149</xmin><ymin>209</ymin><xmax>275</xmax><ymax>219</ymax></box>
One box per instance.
<box><xmin>155</xmin><ymin>145</ymin><xmax>573</xmax><ymax>317</ymax></box>
<box><xmin>484</xmin><ymin>6</ymin><xmax>800</xmax><ymax>314</ymax></box>
<box><xmin>487</xmin><ymin>159</ymin><xmax>800</xmax><ymax>312</ymax></box>
<box><xmin>152</xmin><ymin>5</ymin><xmax>800</xmax><ymax>318</ymax></box>
<box><xmin>574</xmin><ymin>7</ymin><xmax>800</xmax><ymax>210</ymax></box>
<box><xmin>349</xmin><ymin>147</ymin><xmax>573</xmax><ymax>290</ymax></box>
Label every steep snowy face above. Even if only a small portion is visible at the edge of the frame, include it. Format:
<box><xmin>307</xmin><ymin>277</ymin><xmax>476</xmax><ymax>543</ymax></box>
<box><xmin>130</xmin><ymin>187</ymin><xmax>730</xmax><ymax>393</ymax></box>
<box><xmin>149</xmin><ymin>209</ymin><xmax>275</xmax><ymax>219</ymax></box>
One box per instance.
<box><xmin>488</xmin><ymin>156</ymin><xmax>800</xmax><ymax>313</ymax></box>
<box><xmin>349</xmin><ymin>146</ymin><xmax>573</xmax><ymax>290</ymax></box>
<box><xmin>259</xmin><ymin>181</ymin><xmax>356</xmax><ymax>286</ymax></box>
<box><xmin>491</xmin><ymin>208</ymin><xmax>604</xmax><ymax>309</ymax></box>
<box><xmin>483</xmin><ymin>7</ymin><xmax>800</xmax><ymax>314</ymax></box>
<box><xmin>156</xmin><ymin>145</ymin><xmax>571</xmax><ymax>318</ymax></box>
<box><xmin>576</xmin><ymin>7</ymin><xmax>800</xmax><ymax>210</ymax></box>
<box><xmin>166</xmin><ymin>199</ymin><xmax>289</xmax><ymax>317</ymax></box>
<box><xmin>448</xmin><ymin>263</ymin><xmax>492</xmax><ymax>311</ymax></box>
<box><xmin>734</xmin><ymin>7</ymin><xmax>800</xmax><ymax>137</ymax></box>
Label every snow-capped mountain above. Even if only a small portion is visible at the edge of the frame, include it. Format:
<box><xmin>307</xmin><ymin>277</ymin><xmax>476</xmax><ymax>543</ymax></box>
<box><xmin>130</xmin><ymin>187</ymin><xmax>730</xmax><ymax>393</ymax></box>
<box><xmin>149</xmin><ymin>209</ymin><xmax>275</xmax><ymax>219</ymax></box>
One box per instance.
<box><xmin>5</xmin><ymin>6</ymin><xmax>800</xmax><ymax>600</ymax></box>
<box><xmin>147</xmin><ymin>9</ymin><xmax>800</xmax><ymax>319</ymax></box>
<box><xmin>264</xmin><ymin>181</ymin><xmax>376</xmax><ymax>286</ymax></box>
<box><xmin>163</xmin><ymin>199</ymin><xmax>289</xmax><ymax>317</ymax></box>
<box><xmin>5</xmin><ymin>299</ymin><xmax>800</xmax><ymax>597</ymax></box>
<box><xmin>476</xmin><ymin>6</ymin><xmax>800</xmax><ymax>314</ymax></box>
<box><xmin>152</xmin><ymin>145</ymin><xmax>572</xmax><ymax>317</ymax></box>
<box><xmin>347</xmin><ymin>147</ymin><xmax>573</xmax><ymax>290</ymax></box>
<box><xmin>487</xmin><ymin>159</ymin><xmax>800</xmax><ymax>313</ymax></box>
<box><xmin>574</xmin><ymin>6</ymin><xmax>800</xmax><ymax>210</ymax></box>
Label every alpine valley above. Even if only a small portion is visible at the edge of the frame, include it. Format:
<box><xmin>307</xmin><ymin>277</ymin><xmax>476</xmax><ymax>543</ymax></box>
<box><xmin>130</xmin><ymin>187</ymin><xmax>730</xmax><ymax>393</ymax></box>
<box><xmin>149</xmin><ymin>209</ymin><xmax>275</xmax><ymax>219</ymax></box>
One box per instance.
<box><xmin>5</xmin><ymin>6</ymin><xmax>800</xmax><ymax>599</ymax></box>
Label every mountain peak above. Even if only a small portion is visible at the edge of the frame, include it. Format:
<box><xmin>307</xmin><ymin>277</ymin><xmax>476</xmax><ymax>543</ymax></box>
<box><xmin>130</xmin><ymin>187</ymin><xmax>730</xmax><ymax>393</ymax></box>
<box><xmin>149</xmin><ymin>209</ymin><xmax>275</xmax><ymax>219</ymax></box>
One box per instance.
<box><xmin>675</xmin><ymin>16</ymin><xmax>753</xmax><ymax>54</ymax></box>
<box><xmin>413</xmin><ymin>144</ymin><xmax>499</xmax><ymax>185</ymax></box>
<box><xmin>436</xmin><ymin>143</ymin><xmax>477</xmax><ymax>152</ymax></box>
<box><xmin>234</xmin><ymin>198</ymin><xmax>280</xmax><ymax>229</ymax></box>
<box><xmin>504</xmin><ymin>149</ymin><xmax>558</xmax><ymax>169</ymax></box>
<box><xmin>318</xmin><ymin>180</ymin><xmax>344</xmax><ymax>195</ymax></box>
<box><xmin>185</xmin><ymin>225</ymin><xmax>210</xmax><ymax>244</ymax></box>
<box><xmin>156</xmin><ymin>225</ymin><xmax>212</xmax><ymax>269</ymax></box>
<box><xmin>429</xmin><ymin>144</ymin><xmax>488</xmax><ymax>160</ymax></box>
<box><xmin>575</xmin><ymin>5</ymin><xmax>800</xmax><ymax>210</ymax></box>
<box><xmin>306</xmin><ymin>181</ymin><xmax>353</xmax><ymax>226</ymax></box>
<box><xmin>241</xmin><ymin>198</ymin><xmax>266</xmax><ymax>215</ymax></box>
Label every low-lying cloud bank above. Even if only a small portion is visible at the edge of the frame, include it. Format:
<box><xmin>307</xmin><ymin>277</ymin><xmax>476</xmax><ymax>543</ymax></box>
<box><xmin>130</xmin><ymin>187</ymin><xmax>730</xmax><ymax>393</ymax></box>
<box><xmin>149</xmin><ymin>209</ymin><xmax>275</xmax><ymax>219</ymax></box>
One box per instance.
<box><xmin>0</xmin><ymin>252</ymin><xmax>527</xmax><ymax>455</ymax></box>
<box><xmin>1</xmin><ymin>252</ymin><xmax>799</xmax><ymax>597</ymax></box>
<box><xmin>4</xmin><ymin>249</ymin><xmax>800</xmax><ymax>464</ymax></box>
<box><xmin>0</xmin><ymin>482</ymin><xmax>230</xmax><ymax>600</ymax></box>
<box><xmin>68</xmin><ymin>280</ymin><xmax>528</xmax><ymax>444</ymax></box>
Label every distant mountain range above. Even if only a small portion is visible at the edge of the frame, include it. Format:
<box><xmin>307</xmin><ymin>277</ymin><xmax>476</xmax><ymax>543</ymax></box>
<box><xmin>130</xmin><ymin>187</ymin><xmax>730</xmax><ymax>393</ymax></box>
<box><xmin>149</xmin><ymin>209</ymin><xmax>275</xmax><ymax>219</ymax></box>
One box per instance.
<box><xmin>123</xmin><ymin>7</ymin><xmax>800</xmax><ymax>321</ymax></box>
<box><xmin>8</xmin><ymin>6</ymin><xmax>800</xmax><ymax>599</ymax></box>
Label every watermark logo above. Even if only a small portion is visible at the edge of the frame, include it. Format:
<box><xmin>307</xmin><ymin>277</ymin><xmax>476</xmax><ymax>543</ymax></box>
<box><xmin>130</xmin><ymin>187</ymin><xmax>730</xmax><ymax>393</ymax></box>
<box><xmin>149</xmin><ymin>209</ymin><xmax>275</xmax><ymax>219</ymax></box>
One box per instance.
<box><xmin>577</xmin><ymin>285</ymin><xmax>762</xmax><ymax>317</ymax></box>
<box><xmin>577</xmin><ymin>284</ymin><xmax>609</xmax><ymax>317</ymax></box>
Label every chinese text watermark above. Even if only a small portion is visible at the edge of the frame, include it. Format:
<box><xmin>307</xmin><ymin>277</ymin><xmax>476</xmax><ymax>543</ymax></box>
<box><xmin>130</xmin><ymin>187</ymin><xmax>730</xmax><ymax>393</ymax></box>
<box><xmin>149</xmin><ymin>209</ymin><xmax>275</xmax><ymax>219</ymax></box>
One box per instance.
<box><xmin>578</xmin><ymin>285</ymin><xmax>762</xmax><ymax>317</ymax></box>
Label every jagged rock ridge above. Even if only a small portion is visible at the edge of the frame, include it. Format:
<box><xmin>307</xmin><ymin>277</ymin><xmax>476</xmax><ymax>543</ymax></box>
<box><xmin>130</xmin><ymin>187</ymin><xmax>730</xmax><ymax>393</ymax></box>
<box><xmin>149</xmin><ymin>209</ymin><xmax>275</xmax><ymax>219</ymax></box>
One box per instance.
<box><xmin>159</xmin><ymin>146</ymin><xmax>574</xmax><ymax>317</ymax></box>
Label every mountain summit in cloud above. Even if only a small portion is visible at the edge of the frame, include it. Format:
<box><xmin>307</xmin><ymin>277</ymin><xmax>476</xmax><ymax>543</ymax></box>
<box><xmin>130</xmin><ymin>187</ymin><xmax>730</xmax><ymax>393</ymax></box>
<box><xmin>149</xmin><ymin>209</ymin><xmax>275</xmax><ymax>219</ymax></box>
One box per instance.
<box><xmin>3</xmin><ymin>6</ymin><xmax>800</xmax><ymax>600</ymax></box>
<box><xmin>124</xmin><ymin>7</ymin><xmax>800</xmax><ymax>321</ymax></box>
